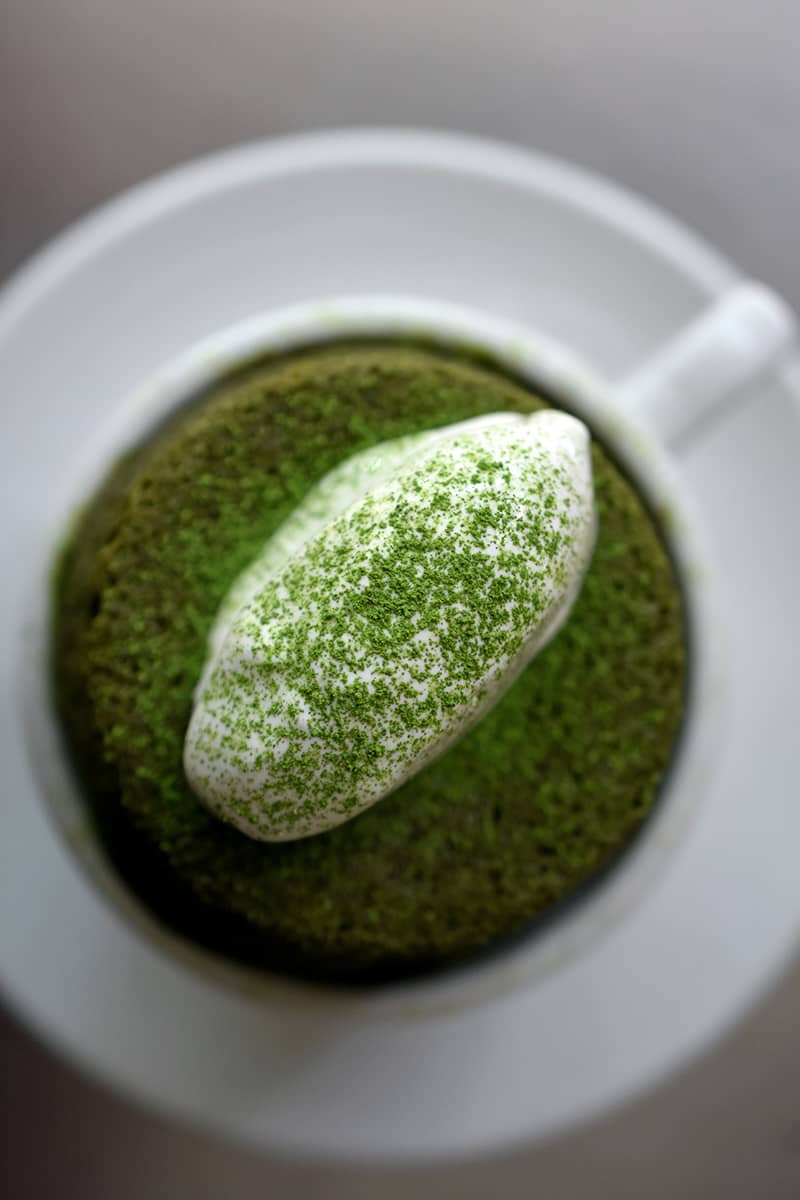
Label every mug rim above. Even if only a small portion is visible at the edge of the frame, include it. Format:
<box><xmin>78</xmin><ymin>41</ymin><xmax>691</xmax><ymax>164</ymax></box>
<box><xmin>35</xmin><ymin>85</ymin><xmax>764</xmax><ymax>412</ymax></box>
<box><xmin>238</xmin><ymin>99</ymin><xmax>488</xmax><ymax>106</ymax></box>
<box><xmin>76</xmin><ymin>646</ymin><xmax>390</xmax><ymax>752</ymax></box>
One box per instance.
<box><xmin>24</xmin><ymin>294</ymin><xmax>723</xmax><ymax>1017</ymax></box>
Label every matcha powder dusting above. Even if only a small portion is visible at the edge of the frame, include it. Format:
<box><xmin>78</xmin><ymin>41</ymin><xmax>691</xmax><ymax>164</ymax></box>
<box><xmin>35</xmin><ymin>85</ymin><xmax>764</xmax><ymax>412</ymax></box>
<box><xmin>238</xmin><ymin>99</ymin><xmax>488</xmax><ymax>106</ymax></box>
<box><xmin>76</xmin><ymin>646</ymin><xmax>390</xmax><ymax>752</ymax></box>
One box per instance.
<box><xmin>52</xmin><ymin>343</ymin><xmax>687</xmax><ymax>981</ymax></box>
<box><xmin>185</xmin><ymin>410</ymin><xmax>597</xmax><ymax>840</ymax></box>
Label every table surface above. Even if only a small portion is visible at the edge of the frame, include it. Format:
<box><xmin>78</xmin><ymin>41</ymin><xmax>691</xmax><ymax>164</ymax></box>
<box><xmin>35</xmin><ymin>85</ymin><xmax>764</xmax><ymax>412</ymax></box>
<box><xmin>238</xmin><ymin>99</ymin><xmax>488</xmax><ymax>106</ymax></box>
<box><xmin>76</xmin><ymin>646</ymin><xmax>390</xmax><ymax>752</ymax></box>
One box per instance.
<box><xmin>2</xmin><ymin>2</ymin><xmax>800</xmax><ymax>1196</ymax></box>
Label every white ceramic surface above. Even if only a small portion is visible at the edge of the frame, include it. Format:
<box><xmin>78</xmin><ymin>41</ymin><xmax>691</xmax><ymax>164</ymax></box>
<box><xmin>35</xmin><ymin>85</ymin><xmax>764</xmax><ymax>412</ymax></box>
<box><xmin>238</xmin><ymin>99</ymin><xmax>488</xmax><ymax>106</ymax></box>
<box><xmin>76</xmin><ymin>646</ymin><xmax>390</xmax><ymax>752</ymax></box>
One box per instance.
<box><xmin>1</xmin><ymin>131</ymin><xmax>800</xmax><ymax>1162</ymax></box>
<box><xmin>19</xmin><ymin>293</ymin><xmax>723</xmax><ymax>1015</ymax></box>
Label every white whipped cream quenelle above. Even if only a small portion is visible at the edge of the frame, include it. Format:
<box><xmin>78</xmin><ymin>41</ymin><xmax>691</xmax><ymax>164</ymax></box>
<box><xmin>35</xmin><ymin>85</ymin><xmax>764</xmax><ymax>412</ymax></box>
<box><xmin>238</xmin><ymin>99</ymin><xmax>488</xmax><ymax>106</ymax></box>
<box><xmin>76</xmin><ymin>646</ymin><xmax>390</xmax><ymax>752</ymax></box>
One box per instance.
<box><xmin>184</xmin><ymin>410</ymin><xmax>597</xmax><ymax>841</ymax></box>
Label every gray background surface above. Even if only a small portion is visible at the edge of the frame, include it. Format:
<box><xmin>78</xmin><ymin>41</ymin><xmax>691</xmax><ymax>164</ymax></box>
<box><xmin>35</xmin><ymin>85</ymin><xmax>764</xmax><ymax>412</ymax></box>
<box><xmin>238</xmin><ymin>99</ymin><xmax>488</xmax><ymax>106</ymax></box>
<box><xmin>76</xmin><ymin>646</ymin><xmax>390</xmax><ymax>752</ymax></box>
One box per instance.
<box><xmin>2</xmin><ymin>2</ymin><xmax>799</xmax><ymax>1195</ymax></box>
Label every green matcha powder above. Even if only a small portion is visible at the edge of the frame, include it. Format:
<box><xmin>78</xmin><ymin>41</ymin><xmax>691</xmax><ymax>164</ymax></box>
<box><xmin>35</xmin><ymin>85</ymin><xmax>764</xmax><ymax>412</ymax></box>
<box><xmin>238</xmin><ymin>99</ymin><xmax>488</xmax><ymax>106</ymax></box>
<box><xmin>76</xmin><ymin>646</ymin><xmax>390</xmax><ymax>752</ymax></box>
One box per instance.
<box><xmin>53</xmin><ymin>343</ymin><xmax>686</xmax><ymax>982</ymax></box>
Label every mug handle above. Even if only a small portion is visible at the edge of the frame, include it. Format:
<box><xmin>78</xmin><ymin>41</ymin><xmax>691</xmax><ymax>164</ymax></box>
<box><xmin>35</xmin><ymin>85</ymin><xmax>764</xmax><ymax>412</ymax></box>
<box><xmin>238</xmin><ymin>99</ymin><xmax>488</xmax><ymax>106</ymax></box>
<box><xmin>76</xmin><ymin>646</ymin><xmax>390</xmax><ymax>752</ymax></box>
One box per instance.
<box><xmin>615</xmin><ymin>282</ymin><xmax>796</xmax><ymax>448</ymax></box>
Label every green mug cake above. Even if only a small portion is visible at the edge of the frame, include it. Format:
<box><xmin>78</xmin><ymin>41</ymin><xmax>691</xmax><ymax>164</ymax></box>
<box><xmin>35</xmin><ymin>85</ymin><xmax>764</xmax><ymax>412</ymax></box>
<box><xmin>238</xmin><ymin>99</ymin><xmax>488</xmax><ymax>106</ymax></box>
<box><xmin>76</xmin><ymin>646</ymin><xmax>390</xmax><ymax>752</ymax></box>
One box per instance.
<box><xmin>52</xmin><ymin>340</ymin><xmax>686</xmax><ymax>984</ymax></box>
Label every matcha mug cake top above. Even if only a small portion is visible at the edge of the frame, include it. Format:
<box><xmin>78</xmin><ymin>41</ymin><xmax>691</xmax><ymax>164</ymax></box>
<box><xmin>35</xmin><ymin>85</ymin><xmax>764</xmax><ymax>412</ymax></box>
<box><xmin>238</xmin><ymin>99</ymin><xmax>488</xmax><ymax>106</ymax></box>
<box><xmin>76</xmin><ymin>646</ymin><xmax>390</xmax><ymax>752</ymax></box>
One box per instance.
<box><xmin>34</xmin><ymin>288</ymin><xmax>789</xmax><ymax>1007</ymax></box>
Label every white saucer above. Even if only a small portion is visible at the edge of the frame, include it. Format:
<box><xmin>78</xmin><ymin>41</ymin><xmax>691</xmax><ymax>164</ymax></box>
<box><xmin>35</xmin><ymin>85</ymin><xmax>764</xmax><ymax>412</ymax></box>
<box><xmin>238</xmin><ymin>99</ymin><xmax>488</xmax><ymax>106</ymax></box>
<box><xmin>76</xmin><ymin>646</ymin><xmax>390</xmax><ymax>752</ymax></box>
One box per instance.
<box><xmin>1</xmin><ymin>130</ymin><xmax>798</xmax><ymax>1163</ymax></box>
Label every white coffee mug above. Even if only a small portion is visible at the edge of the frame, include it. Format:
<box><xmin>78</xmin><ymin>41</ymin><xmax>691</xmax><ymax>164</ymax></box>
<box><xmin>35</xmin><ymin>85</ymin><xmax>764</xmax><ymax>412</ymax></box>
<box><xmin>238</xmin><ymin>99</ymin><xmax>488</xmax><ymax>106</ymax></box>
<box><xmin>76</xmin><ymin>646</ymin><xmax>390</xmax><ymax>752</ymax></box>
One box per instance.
<box><xmin>24</xmin><ymin>283</ymin><xmax>795</xmax><ymax>1016</ymax></box>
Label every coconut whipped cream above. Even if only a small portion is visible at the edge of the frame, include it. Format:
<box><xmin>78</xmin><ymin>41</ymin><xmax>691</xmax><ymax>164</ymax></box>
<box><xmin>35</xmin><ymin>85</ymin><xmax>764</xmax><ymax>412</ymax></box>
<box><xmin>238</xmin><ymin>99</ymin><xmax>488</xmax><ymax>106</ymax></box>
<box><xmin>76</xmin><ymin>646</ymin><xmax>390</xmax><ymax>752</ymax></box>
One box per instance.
<box><xmin>184</xmin><ymin>410</ymin><xmax>596</xmax><ymax>841</ymax></box>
